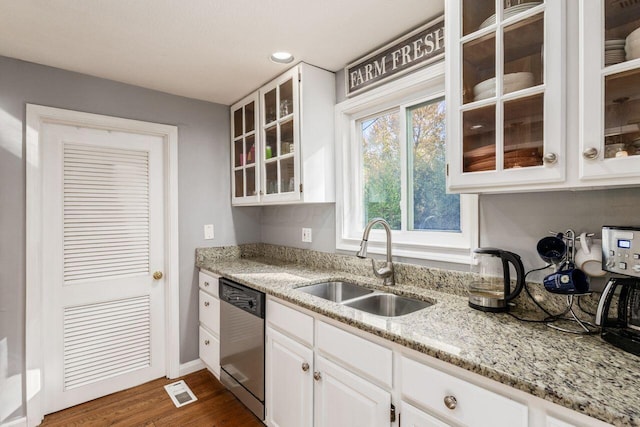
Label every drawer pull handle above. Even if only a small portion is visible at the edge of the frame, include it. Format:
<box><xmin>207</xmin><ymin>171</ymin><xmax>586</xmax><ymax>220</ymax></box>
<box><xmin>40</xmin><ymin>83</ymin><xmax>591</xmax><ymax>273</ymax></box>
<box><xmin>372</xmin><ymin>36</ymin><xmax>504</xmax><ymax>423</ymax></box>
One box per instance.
<box><xmin>313</xmin><ymin>372</ymin><xmax>322</xmax><ymax>381</ymax></box>
<box><xmin>204</xmin><ymin>281</ymin><xmax>210</xmax><ymax>287</ymax></box>
<box><xmin>204</xmin><ymin>339</ymin><xmax>210</xmax><ymax>346</ymax></box>
<box><xmin>204</xmin><ymin>301</ymin><xmax>210</xmax><ymax>307</ymax></box>
<box><xmin>444</xmin><ymin>395</ymin><xmax>457</xmax><ymax>410</ymax></box>
<box><xmin>302</xmin><ymin>362</ymin><xmax>310</xmax><ymax>372</ymax></box>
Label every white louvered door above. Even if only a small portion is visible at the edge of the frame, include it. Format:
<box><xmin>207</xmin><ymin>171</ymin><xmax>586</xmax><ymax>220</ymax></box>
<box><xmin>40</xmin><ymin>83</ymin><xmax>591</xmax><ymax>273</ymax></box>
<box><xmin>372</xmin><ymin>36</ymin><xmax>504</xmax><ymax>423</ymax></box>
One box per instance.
<box><xmin>41</xmin><ymin>122</ymin><xmax>166</xmax><ymax>414</ymax></box>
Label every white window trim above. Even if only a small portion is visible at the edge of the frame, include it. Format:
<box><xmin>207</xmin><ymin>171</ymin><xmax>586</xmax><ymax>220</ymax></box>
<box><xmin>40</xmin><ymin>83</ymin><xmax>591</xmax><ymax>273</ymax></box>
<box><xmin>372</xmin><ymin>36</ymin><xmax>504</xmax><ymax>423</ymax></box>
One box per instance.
<box><xmin>335</xmin><ymin>62</ymin><xmax>478</xmax><ymax>264</ymax></box>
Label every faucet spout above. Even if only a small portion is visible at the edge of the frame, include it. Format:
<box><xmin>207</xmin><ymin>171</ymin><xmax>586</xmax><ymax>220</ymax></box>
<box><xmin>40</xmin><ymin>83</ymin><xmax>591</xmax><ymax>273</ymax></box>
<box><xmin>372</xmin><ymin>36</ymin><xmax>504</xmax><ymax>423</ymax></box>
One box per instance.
<box><xmin>356</xmin><ymin>218</ymin><xmax>395</xmax><ymax>286</ymax></box>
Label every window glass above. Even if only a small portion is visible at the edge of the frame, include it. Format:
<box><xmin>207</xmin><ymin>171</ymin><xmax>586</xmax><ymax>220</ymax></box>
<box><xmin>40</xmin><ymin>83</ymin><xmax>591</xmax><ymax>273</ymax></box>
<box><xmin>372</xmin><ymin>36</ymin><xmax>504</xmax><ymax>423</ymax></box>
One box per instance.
<box><xmin>408</xmin><ymin>99</ymin><xmax>460</xmax><ymax>231</ymax></box>
<box><xmin>360</xmin><ymin>111</ymin><xmax>401</xmax><ymax>230</ymax></box>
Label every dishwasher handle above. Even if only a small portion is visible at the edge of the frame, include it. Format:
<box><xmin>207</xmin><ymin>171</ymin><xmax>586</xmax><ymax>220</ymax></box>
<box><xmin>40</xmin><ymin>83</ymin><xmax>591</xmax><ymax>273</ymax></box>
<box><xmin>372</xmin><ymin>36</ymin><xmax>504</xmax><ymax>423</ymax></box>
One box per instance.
<box><xmin>219</xmin><ymin>278</ymin><xmax>265</xmax><ymax>318</ymax></box>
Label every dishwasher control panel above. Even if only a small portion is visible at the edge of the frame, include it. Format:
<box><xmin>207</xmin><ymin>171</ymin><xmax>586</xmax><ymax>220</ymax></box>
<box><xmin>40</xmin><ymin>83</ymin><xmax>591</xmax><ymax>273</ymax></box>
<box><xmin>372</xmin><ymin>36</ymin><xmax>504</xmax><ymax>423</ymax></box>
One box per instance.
<box><xmin>219</xmin><ymin>278</ymin><xmax>265</xmax><ymax>318</ymax></box>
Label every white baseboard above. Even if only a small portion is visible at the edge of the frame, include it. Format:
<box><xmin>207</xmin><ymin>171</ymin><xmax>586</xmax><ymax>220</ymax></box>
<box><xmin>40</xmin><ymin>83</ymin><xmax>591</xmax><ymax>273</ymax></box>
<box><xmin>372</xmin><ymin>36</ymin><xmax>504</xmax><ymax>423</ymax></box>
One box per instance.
<box><xmin>179</xmin><ymin>359</ymin><xmax>205</xmax><ymax>377</ymax></box>
<box><xmin>1</xmin><ymin>416</ymin><xmax>27</xmax><ymax>427</ymax></box>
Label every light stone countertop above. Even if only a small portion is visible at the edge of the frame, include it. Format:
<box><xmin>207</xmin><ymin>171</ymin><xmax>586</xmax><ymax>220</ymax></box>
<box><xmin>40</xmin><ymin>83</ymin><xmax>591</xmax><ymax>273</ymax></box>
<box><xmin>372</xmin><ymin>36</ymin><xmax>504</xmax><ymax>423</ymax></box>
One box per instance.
<box><xmin>197</xmin><ymin>255</ymin><xmax>640</xmax><ymax>426</ymax></box>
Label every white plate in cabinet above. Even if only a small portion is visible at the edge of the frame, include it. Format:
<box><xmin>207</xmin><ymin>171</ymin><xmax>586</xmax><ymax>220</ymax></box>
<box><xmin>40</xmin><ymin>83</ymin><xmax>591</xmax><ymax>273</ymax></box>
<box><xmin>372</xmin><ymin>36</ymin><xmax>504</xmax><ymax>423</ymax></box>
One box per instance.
<box><xmin>400</xmin><ymin>356</ymin><xmax>527</xmax><ymax>427</ymax></box>
<box><xmin>314</xmin><ymin>355</ymin><xmax>391</xmax><ymax>427</ymax></box>
<box><xmin>199</xmin><ymin>290</ymin><xmax>220</xmax><ymax>336</ymax></box>
<box><xmin>199</xmin><ymin>326</ymin><xmax>220</xmax><ymax>377</ymax></box>
<box><xmin>401</xmin><ymin>401</ymin><xmax>452</xmax><ymax>427</ymax></box>
<box><xmin>265</xmin><ymin>327</ymin><xmax>313</xmax><ymax>427</ymax></box>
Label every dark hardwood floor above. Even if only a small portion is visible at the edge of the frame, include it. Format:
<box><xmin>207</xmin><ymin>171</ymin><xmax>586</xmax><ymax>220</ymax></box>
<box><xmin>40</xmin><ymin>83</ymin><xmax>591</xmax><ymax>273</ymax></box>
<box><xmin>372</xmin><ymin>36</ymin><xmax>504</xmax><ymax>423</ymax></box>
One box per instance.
<box><xmin>41</xmin><ymin>369</ymin><xmax>264</xmax><ymax>426</ymax></box>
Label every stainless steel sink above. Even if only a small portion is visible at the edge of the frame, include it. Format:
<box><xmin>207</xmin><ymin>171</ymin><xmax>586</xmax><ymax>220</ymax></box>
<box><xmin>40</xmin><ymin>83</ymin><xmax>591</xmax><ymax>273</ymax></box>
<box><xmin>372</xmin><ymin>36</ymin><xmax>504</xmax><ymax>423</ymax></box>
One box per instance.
<box><xmin>298</xmin><ymin>281</ymin><xmax>374</xmax><ymax>302</ymax></box>
<box><xmin>343</xmin><ymin>293</ymin><xmax>433</xmax><ymax>317</ymax></box>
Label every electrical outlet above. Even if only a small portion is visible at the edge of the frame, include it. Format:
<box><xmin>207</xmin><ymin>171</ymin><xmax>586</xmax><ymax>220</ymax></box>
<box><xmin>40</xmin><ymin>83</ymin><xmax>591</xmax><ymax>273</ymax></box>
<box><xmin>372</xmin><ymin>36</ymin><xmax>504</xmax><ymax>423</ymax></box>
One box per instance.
<box><xmin>302</xmin><ymin>228</ymin><xmax>312</xmax><ymax>243</ymax></box>
<box><xmin>204</xmin><ymin>224</ymin><xmax>214</xmax><ymax>240</ymax></box>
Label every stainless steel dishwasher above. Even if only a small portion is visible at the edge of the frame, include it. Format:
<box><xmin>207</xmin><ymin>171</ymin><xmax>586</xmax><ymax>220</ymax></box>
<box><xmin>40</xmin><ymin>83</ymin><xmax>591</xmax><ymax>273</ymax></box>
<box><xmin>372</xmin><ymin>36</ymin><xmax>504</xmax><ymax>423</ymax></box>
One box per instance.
<box><xmin>219</xmin><ymin>278</ymin><xmax>265</xmax><ymax>420</ymax></box>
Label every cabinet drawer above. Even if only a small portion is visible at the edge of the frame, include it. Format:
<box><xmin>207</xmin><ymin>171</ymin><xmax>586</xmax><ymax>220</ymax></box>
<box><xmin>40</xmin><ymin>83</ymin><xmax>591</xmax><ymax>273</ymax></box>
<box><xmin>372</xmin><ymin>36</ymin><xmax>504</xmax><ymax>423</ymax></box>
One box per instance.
<box><xmin>316</xmin><ymin>321</ymin><xmax>392</xmax><ymax>388</ymax></box>
<box><xmin>267</xmin><ymin>298</ymin><xmax>313</xmax><ymax>346</ymax></box>
<box><xmin>199</xmin><ymin>271</ymin><xmax>219</xmax><ymax>297</ymax></box>
<box><xmin>199</xmin><ymin>326</ymin><xmax>220</xmax><ymax>377</ymax></box>
<box><xmin>400</xmin><ymin>356</ymin><xmax>527</xmax><ymax>427</ymax></box>
<box><xmin>199</xmin><ymin>290</ymin><xmax>220</xmax><ymax>336</ymax></box>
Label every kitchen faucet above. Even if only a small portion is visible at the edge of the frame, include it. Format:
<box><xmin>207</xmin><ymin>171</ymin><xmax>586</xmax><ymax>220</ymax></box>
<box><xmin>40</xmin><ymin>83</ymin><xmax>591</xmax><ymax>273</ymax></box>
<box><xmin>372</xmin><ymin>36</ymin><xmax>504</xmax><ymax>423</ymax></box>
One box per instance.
<box><xmin>356</xmin><ymin>218</ymin><xmax>395</xmax><ymax>286</ymax></box>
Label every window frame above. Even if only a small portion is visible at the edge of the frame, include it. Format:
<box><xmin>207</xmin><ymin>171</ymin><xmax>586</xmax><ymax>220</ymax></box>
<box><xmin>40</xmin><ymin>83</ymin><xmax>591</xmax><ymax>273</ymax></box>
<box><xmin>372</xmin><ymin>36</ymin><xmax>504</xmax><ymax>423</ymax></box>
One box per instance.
<box><xmin>335</xmin><ymin>62</ymin><xmax>478</xmax><ymax>264</ymax></box>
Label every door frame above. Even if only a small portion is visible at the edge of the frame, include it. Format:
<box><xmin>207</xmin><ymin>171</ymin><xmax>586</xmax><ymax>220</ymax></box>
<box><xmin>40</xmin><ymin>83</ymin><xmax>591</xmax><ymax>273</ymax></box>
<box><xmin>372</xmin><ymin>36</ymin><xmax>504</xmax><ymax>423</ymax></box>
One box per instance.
<box><xmin>25</xmin><ymin>104</ymin><xmax>180</xmax><ymax>426</ymax></box>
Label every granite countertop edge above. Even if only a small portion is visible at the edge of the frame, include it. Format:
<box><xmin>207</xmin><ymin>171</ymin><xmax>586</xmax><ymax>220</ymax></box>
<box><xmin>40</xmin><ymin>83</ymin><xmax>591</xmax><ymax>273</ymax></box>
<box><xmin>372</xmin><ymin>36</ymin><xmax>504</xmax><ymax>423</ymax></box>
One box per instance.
<box><xmin>197</xmin><ymin>257</ymin><xmax>637</xmax><ymax>427</ymax></box>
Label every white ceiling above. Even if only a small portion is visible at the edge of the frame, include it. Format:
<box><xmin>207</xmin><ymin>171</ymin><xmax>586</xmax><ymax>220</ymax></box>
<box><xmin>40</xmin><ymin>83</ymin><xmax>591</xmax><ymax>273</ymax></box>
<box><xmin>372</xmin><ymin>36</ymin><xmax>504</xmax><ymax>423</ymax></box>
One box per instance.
<box><xmin>0</xmin><ymin>0</ymin><xmax>443</xmax><ymax>105</ymax></box>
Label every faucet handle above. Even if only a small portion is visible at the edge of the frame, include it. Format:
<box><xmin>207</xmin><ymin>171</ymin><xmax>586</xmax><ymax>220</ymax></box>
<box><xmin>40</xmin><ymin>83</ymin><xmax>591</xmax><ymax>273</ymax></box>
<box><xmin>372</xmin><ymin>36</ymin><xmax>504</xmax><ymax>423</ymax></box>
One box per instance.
<box><xmin>371</xmin><ymin>260</ymin><xmax>395</xmax><ymax>285</ymax></box>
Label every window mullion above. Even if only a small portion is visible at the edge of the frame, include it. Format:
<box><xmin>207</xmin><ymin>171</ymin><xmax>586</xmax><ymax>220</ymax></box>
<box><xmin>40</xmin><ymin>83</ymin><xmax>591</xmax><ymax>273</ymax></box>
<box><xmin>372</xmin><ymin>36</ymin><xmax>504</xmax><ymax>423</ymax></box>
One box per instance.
<box><xmin>399</xmin><ymin>105</ymin><xmax>409</xmax><ymax>233</ymax></box>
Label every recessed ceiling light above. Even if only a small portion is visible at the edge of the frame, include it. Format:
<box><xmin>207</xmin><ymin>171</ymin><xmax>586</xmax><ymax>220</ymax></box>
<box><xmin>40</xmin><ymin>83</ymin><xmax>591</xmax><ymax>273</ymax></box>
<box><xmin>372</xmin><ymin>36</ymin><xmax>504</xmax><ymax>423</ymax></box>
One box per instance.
<box><xmin>270</xmin><ymin>51</ymin><xmax>294</xmax><ymax>64</ymax></box>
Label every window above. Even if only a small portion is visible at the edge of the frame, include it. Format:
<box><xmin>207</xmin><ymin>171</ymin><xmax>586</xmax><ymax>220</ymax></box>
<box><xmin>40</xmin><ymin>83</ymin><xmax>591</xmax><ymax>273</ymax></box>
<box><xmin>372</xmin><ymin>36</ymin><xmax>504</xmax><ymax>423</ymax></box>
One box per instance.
<box><xmin>336</xmin><ymin>64</ymin><xmax>478</xmax><ymax>263</ymax></box>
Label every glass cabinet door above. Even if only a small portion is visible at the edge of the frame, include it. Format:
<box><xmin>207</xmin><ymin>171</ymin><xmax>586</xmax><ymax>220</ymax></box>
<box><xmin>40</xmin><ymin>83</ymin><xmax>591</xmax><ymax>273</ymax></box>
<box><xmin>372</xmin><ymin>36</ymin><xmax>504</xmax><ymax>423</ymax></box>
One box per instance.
<box><xmin>231</xmin><ymin>94</ymin><xmax>259</xmax><ymax>203</ymax></box>
<box><xmin>261</xmin><ymin>70</ymin><xmax>299</xmax><ymax>200</ymax></box>
<box><xmin>581</xmin><ymin>1</ymin><xmax>640</xmax><ymax>182</ymax></box>
<box><xmin>447</xmin><ymin>0</ymin><xmax>565</xmax><ymax>191</ymax></box>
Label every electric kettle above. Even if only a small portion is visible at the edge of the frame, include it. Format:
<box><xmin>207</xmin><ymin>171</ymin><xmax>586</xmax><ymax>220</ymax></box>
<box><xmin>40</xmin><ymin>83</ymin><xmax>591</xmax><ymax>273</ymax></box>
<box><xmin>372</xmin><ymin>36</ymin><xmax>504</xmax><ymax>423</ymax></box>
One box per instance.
<box><xmin>468</xmin><ymin>248</ymin><xmax>525</xmax><ymax>312</ymax></box>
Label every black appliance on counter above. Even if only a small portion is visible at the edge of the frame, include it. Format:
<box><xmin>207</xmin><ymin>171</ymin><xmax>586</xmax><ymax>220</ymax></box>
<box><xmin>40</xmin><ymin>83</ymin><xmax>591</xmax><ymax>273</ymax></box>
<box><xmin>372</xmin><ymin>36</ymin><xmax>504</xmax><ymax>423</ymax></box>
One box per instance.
<box><xmin>596</xmin><ymin>226</ymin><xmax>640</xmax><ymax>356</ymax></box>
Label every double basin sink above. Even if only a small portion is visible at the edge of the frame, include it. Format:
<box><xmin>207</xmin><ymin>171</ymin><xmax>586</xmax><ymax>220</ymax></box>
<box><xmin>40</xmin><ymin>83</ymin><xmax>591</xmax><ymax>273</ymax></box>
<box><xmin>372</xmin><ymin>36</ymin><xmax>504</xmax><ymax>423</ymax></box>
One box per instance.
<box><xmin>297</xmin><ymin>281</ymin><xmax>432</xmax><ymax>317</ymax></box>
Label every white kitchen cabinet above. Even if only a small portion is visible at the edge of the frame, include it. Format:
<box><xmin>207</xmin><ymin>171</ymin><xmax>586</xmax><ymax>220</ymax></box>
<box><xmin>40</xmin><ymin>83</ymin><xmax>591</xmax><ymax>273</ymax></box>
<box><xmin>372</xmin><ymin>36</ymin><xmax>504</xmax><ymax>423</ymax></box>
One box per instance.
<box><xmin>231</xmin><ymin>93</ymin><xmax>260</xmax><ymax>205</ymax></box>
<box><xmin>265</xmin><ymin>327</ymin><xmax>313</xmax><ymax>427</ymax></box>
<box><xmin>579</xmin><ymin>2</ymin><xmax>640</xmax><ymax>184</ymax></box>
<box><xmin>314</xmin><ymin>355</ymin><xmax>391</xmax><ymax>427</ymax></box>
<box><xmin>230</xmin><ymin>62</ymin><xmax>335</xmax><ymax>206</ymax></box>
<box><xmin>198</xmin><ymin>270</ymin><xmax>220</xmax><ymax>378</ymax></box>
<box><xmin>400</xmin><ymin>355</ymin><xmax>528</xmax><ymax>427</ymax></box>
<box><xmin>265</xmin><ymin>298</ymin><xmax>392</xmax><ymax>427</ymax></box>
<box><xmin>546</xmin><ymin>416</ymin><xmax>576</xmax><ymax>427</ymax></box>
<box><xmin>401</xmin><ymin>402</ymin><xmax>451</xmax><ymax>427</ymax></box>
<box><xmin>446</xmin><ymin>0</ymin><xmax>566</xmax><ymax>192</ymax></box>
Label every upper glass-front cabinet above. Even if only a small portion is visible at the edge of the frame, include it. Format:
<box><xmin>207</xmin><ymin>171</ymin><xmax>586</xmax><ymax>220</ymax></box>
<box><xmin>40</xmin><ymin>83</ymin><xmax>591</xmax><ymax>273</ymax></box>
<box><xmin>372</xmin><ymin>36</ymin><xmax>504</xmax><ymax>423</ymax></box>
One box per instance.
<box><xmin>446</xmin><ymin>0</ymin><xmax>566</xmax><ymax>192</ymax></box>
<box><xmin>260</xmin><ymin>68</ymin><xmax>300</xmax><ymax>202</ymax></box>
<box><xmin>580</xmin><ymin>1</ymin><xmax>640</xmax><ymax>184</ymax></box>
<box><xmin>230</xmin><ymin>63</ymin><xmax>335</xmax><ymax>206</ymax></box>
<box><xmin>231</xmin><ymin>93</ymin><xmax>260</xmax><ymax>205</ymax></box>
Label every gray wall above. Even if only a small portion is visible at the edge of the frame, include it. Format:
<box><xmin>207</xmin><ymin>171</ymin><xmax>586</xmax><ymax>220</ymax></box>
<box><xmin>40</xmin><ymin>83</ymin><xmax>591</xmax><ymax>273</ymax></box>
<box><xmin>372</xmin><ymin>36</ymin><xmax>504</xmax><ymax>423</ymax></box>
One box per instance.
<box><xmin>0</xmin><ymin>55</ymin><xmax>260</xmax><ymax>422</ymax></box>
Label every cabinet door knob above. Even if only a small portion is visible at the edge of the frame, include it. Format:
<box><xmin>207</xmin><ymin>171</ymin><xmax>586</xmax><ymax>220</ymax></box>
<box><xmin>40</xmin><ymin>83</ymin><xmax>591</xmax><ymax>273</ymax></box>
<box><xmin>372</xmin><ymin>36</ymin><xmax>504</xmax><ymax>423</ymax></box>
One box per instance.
<box><xmin>444</xmin><ymin>395</ymin><xmax>457</xmax><ymax>410</ymax></box>
<box><xmin>302</xmin><ymin>362</ymin><xmax>310</xmax><ymax>372</ymax></box>
<box><xmin>204</xmin><ymin>281</ymin><xmax>210</xmax><ymax>287</ymax></box>
<box><xmin>204</xmin><ymin>301</ymin><xmax>210</xmax><ymax>307</ymax></box>
<box><xmin>204</xmin><ymin>339</ymin><xmax>210</xmax><ymax>346</ymax></box>
<box><xmin>153</xmin><ymin>271</ymin><xmax>163</xmax><ymax>280</ymax></box>
<box><xmin>583</xmin><ymin>147</ymin><xmax>599</xmax><ymax>160</ymax></box>
<box><xmin>542</xmin><ymin>153</ymin><xmax>558</xmax><ymax>165</ymax></box>
<box><xmin>313</xmin><ymin>372</ymin><xmax>322</xmax><ymax>381</ymax></box>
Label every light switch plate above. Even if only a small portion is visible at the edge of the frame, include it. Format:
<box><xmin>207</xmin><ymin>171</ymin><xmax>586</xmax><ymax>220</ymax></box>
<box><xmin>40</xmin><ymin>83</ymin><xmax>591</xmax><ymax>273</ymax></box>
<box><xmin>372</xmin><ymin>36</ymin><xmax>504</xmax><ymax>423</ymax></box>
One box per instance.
<box><xmin>204</xmin><ymin>224</ymin><xmax>214</xmax><ymax>240</ymax></box>
<box><xmin>302</xmin><ymin>228</ymin><xmax>312</xmax><ymax>243</ymax></box>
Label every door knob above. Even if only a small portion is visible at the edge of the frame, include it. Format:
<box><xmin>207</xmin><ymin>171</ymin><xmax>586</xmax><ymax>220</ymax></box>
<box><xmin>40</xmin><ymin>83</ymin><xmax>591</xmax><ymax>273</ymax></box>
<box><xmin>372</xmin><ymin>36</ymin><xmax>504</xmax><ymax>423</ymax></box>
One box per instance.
<box><xmin>204</xmin><ymin>339</ymin><xmax>210</xmax><ymax>346</ymax></box>
<box><xmin>153</xmin><ymin>271</ymin><xmax>163</xmax><ymax>280</ymax></box>
<box><xmin>302</xmin><ymin>362</ymin><xmax>310</xmax><ymax>372</ymax></box>
<box><xmin>204</xmin><ymin>301</ymin><xmax>210</xmax><ymax>307</ymax></box>
<box><xmin>313</xmin><ymin>372</ymin><xmax>322</xmax><ymax>381</ymax></box>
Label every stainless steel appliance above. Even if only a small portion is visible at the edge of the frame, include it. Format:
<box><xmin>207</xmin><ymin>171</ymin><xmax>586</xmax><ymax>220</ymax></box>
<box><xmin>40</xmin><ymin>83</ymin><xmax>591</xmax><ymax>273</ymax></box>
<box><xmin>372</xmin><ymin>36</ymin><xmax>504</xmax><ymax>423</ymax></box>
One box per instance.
<box><xmin>219</xmin><ymin>278</ymin><xmax>265</xmax><ymax>419</ymax></box>
<box><xmin>596</xmin><ymin>226</ymin><xmax>640</xmax><ymax>356</ymax></box>
<box><xmin>468</xmin><ymin>248</ymin><xmax>525</xmax><ymax>312</ymax></box>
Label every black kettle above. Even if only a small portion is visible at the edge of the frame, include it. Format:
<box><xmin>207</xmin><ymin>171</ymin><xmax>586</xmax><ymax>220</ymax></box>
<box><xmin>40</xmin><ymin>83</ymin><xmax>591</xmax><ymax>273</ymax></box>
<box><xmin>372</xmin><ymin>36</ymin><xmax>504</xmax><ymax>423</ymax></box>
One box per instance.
<box><xmin>468</xmin><ymin>248</ymin><xmax>525</xmax><ymax>312</ymax></box>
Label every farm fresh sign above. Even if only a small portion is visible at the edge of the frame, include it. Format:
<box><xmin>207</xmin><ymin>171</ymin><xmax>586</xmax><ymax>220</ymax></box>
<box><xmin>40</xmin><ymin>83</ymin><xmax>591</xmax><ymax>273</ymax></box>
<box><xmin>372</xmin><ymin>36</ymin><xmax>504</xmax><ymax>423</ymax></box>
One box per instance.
<box><xmin>345</xmin><ymin>15</ymin><xmax>444</xmax><ymax>97</ymax></box>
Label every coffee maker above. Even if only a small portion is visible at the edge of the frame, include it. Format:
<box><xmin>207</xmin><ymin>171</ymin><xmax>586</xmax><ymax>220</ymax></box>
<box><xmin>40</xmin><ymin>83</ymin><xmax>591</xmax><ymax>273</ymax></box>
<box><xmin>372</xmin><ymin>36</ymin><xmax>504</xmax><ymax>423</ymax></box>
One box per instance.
<box><xmin>595</xmin><ymin>226</ymin><xmax>640</xmax><ymax>356</ymax></box>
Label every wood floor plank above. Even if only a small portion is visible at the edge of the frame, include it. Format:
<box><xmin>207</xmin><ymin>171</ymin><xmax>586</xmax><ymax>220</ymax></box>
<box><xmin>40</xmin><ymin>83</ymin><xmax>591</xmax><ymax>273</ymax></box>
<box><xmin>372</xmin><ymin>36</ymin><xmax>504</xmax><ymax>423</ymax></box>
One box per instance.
<box><xmin>41</xmin><ymin>370</ymin><xmax>263</xmax><ymax>427</ymax></box>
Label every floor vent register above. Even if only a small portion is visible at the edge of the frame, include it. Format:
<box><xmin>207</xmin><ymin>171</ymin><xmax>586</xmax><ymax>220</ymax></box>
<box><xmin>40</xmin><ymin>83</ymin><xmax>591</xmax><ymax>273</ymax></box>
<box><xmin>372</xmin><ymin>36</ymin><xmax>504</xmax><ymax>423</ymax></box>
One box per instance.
<box><xmin>164</xmin><ymin>380</ymin><xmax>198</xmax><ymax>408</ymax></box>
